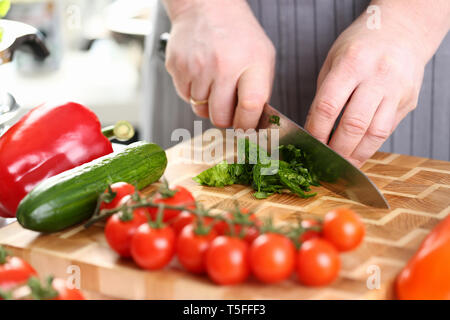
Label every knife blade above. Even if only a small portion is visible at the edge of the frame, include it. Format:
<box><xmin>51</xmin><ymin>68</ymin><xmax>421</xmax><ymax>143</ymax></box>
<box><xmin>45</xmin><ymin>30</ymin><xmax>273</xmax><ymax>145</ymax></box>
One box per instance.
<box><xmin>257</xmin><ymin>104</ymin><xmax>389</xmax><ymax>209</ymax></box>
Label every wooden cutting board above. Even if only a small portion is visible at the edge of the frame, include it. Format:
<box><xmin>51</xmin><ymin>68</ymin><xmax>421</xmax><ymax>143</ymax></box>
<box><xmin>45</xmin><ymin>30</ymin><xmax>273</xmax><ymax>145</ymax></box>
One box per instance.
<box><xmin>1</xmin><ymin>130</ymin><xmax>449</xmax><ymax>300</ymax></box>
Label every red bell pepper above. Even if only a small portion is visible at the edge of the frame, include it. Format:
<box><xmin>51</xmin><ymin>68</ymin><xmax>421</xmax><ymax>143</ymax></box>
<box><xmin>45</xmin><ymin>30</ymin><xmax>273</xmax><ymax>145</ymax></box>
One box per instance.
<box><xmin>0</xmin><ymin>102</ymin><xmax>113</xmax><ymax>217</ymax></box>
<box><xmin>395</xmin><ymin>215</ymin><xmax>450</xmax><ymax>300</ymax></box>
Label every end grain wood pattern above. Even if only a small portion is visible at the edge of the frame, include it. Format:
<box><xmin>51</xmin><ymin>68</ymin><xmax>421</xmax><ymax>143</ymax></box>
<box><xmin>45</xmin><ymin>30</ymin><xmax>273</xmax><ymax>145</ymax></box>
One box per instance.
<box><xmin>0</xmin><ymin>130</ymin><xmax>449</xmax><ymax>300</ymax></box>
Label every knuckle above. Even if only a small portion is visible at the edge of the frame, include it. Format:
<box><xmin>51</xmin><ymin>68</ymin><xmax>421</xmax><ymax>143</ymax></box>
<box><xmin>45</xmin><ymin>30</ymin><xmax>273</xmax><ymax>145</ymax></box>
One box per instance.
<box><xmin>406</xmin><ymin>102</ymin><xmax>418</xmax><ymax>112</ymax></box>
<box><xmin>165</xmin><ymin>57</ymin><xmax>175</xmax><ymax>73</ymax></box>
<box><xmin>211</xmin><ymin>50</ymin><xmax>228</xmax><ymax>71</ymax></box>
<box><xmin>411</xmin><ymin>83</ymin><xmax>421</xmax><ymax>96</ymax></box>
<box><xmin>367</xmin><ymin>126</ymin><xmax>390</xmax><ymax>142</ymax></box>
<box><xmin>404</xmin><ymin>96</ymin><xmax>418</xmax><ymax>112</ymax></box>
<box><xmin>174</xmin><ymin>57</ymin><xmax>188</xmax><ymax>72</ymax></box>
<box><xmin>239</xmin><ymin>93</ymin><xmax>266</xmax><ymax>112</ymax></box>
<box><xmin>341</xmin><ymin>116</ymin><xmax>369</xmax><ymax>136</ymax></box>
<box><xmin>211</xmin><ymin>113</ymin><xmax>232</xmax><ymax>128</ymax></box>
<box><xmin>213</xmin><ymin>50</ymin><xmax>244</xmax><ymax>76</ymax></box>
<box><xmin>174</xmin><ymin>84</ymin><xmax>189</xmax><ymax>101</ymax></box>
<box><xmin>315</xmin><ymin>98</ymin><xmax>340</xmax><ymax>120</ymax></box>
<box><xmin>410</xmin><ymin>93</ymin><xmax>420</xmax><ymax>109</ymax></box>
<box><xmin>375</xmin><ymin>56</ymin><xmax>392</xmax><ymax>76</ymax></box>
<box><xmin>334</xmin><ymin>43</ymin><xmax>368</xmax><ymax>75</ymax></box>
<box><xmin>402</xmin><ymin>82</ymin><xmax>417</xmax><ymax>97</ymax></box>
<box><xmin>343</xmin><ymin>42</ymin><xmax>366</xmax><ymax>65</ymax></box>
<box><xmin>349</xmin><ymin>157</ymin><xmax>364</xmax><ymax>168</ymax></box>
<box><xmin>401</xmin><ymin>93</ymin><xmax>419</xmax><ymax>112</ymax></box>
<box><xmin>192</xmin><ymin>105</ymin><xmax>208</xmax><ymax>118</ymax></box>
<box><xmin>167</xmin><ymin>51</ymin><xmax>187</xmax><ymax>73</ymax></box>
<box><xmin>188</xmin><ymin>53</ymin><xmax>206</xmax><ymax>76</ymax></box>
<box><xmin>304</xmin><ymin>117</ymin><xmax>329</xmax><ymax>143</ymax></box>
<box><xmin>166</xmin><ymin>50</ymin><xmax>185</xmax><ymax>73</ymax></box>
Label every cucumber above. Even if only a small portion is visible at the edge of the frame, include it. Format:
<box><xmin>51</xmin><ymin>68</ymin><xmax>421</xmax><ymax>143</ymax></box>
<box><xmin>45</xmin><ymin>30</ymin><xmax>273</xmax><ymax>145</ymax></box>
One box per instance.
<box><xmin>16</xmin><ymin>141</ymin><xmax>167</xmax><ymax>233</ymax></box>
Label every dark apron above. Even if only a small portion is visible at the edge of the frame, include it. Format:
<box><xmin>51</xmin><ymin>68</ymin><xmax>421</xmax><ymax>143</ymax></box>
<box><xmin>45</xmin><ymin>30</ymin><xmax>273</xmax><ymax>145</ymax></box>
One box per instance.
<box><xmin>142</xmin><ymin>0</ymin><xmax>450</xmax><ymax>161</ymax></box>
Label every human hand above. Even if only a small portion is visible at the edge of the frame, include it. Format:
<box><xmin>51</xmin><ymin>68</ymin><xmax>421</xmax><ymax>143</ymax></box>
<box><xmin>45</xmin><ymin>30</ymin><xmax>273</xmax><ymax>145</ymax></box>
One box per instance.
<box><xmin>305</xmin><ymin>1</ymin><xmax>449</xmax><ymax>167</ymax></box>
<box><xmin>164</xmin><ymin>0</ymin><xmax>275</xmax><ymax>129</ymax></box>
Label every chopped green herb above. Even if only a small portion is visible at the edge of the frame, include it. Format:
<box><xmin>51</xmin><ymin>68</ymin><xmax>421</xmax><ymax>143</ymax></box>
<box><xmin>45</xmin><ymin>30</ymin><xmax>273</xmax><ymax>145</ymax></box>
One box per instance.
<box><xmin>193</xmin><ymin>139</ymin><xmax>318</xmax><ymax>199</ymax></box>
<box><xmin>253</xmin><ymin>191</ymin><xmax>271</xmax><ymax>199</ymax></box>
<box><xmin>269</xmin><ymin>115</ymin><xmax>280</xmax><ymax>126</ymax></box>
<box><xmin>193</xmin><ymin>161</ymin><xmax>235</xmax><ymax>187</ymax></box>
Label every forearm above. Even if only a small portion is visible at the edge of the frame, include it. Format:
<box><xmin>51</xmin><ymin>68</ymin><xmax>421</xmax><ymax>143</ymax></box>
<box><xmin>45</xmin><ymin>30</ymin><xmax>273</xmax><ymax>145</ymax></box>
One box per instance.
<box><xmin>371</xmin><ymin>0</ymin><xmax>450</xmax><ymax>61</ymax></box>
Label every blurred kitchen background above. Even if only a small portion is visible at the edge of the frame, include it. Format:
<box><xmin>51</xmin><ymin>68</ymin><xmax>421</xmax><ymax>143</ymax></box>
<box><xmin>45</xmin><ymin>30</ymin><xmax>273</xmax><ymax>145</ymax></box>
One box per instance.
<box><xmin>0</xmin><ymin>0</ymin><xmax>156</xmax><ymax>139</ymax></box>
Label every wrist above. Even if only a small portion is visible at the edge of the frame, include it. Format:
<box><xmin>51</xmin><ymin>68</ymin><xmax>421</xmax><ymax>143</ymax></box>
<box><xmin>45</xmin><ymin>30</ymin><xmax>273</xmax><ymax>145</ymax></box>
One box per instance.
<box><xmin>162</xmin><ymin>0</ymin><xmax>248</xmax><ymax>22</ymax></box>
<box><xmin>371</xmin><ymin>0</ymin><xmax>450</xmax><ymax>62</ymax></box>
<box><xmin>162</xmin><ymin>0</ymin><xmax>200</xmax><ymax>21</ymax></box>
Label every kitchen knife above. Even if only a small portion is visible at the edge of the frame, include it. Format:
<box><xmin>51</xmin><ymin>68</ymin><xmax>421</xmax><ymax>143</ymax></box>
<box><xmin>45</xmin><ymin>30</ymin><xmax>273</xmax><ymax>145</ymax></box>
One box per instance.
<box><xmin>257</xmin><ymin>104</ymin><xmax>389</xmax><ymax>209</ymax></box>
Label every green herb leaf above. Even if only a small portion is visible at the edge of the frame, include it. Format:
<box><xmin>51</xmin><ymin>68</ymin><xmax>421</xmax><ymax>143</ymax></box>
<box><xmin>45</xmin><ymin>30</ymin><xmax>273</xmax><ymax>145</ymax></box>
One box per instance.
<box><xmin>228</xmin><ymin>163</ymin><xmax>253</xmax><ymax>185</ymax></box>
<box><xmin>193</xmin><ymin>161</ymin><xmax>235</xmax><ymax>187</ymax></box>
<box><xmin>253</xmin><ymin>191</ymin><xmax>271</xmax><ymax>199</ymax></box>
<box><xmin>269</xmin><ymin>115</ymin><xmax>280</xmax><ymax>126</ymax></box>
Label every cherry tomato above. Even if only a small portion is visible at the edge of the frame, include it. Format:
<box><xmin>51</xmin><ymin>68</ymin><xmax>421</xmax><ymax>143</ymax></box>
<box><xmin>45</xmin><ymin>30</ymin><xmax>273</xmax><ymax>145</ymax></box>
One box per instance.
<box><xmin>147</xmin><ymin>186</ymin><xmax>195</xmax><ymax>223</ymax></box>
<box><xmin>205</xmin><ymin>236</ymin><xmax>250</xmax><ymax>285</ymax></box>
<box><xmin>171</xmin><ymin>211</ymin><xmax>214</xmax><ymax>235</ymax></box>
<box><xmin>213</xmin><ymin>209</ymin><xmax>260</xmax><ymax>244</ymax></box>
<box><xmin>0</xmin><ymin>254</ymin><xmax>37</xmax><ymax>290</ymax></box>
<box><xmin>104</xmin><ymin>202</ymin><xmax>148</xmax><ymax>258</ymax></box>
<box><xmin>213</xmin><ymin>208</ymin><xmax>250</xmax><ymax>235</ymax></box>
<box><xmin>131</xmin><ymin>224</ymin><xmax>176</xmax><ymax>270</ymax></box>
<box><xmin>299</xmin><ymin>219</ymin><xmax>322</xmax><ymax>242</ymax></box>
<box><xmin>52</xmin><ymin>278</ymin><xmax>85</xmax><ymax>300</ymax></box>
<box><xmin>240</xmin><ymin>225</ymin><xmax>260</xmax><ymax>244</ymax></box>
<box><xmin>170</xmin><ymin>211</ymin><xmax>196</xmax><ymax>234</ymax></box>
<box><xmin>249</xmin><ymin>233</ymin><xmax>296</xmax><ymax>284</ymax></box>
<box><xmin>176</xmin><ymin>224</ymin><xmax>217</xmax><ymax>274</ymax></box>
<box><xmin>323</xmin><ymin>208</ymin><xmax>365</xmax><ymax>252</ymax></box>
<box><xmin>100</xmin><ymin>182</ymin><xmax>136</xmax><ymax>211</ymax></box>
<box><xmin>296</xmin><ymin>238</ymin><xmax>340</xmax><ymax>286</ymax></box>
